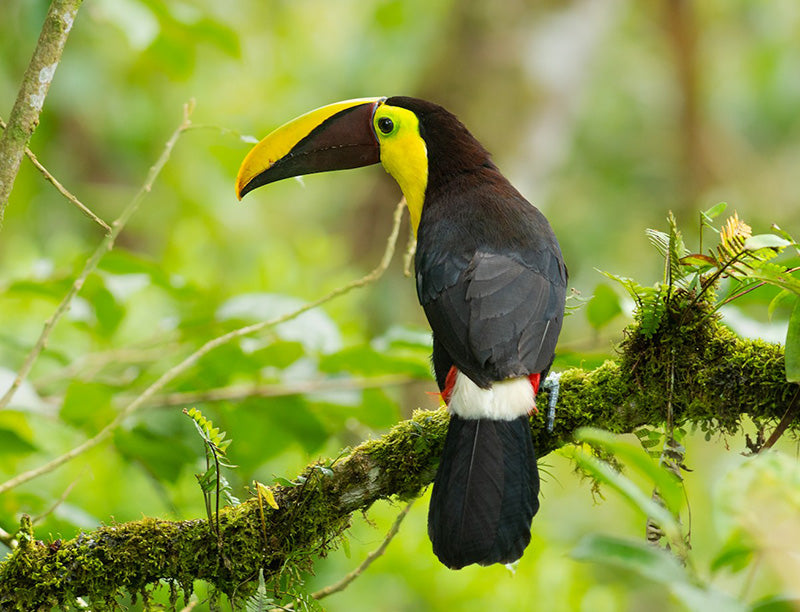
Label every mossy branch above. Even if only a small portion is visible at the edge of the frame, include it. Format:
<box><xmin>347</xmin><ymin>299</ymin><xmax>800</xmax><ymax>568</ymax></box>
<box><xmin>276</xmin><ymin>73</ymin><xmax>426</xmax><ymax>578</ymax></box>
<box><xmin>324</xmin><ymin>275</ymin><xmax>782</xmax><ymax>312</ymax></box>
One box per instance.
<box><xmin>0</xmin><ymin>300</ymin><xmax>794</xmax><ymax>609</ymax></box>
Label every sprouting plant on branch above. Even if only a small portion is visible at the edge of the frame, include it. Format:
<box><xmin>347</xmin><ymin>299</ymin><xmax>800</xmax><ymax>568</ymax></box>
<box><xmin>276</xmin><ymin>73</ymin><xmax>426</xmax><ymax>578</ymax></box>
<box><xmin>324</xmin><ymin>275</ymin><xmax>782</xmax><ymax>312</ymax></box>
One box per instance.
<box><xmin>605</xmin><ymin>204</ymin><xmax>799</xmax><ymax>382</ymax></box>
<box><xmin>184</xmin><ymin>407</ymin><xmax>239</xmax><ymax>539</ymax></box>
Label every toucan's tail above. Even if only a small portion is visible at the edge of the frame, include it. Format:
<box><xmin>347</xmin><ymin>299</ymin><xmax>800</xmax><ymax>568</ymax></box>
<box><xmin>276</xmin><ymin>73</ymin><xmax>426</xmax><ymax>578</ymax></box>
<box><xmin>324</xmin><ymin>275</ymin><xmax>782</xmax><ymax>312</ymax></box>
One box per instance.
<box><xmin>427</xmin><ymin>414</ymin><xmax>539</xmax><ymax>569</ymax></box>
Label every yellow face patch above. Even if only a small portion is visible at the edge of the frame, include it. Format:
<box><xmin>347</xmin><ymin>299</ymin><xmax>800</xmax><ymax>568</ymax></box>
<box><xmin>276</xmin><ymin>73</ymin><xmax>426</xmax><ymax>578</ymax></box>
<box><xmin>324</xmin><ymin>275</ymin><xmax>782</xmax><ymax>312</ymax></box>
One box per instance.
<box><xmin>373</xmin><ymin>104</ymin><xmax>428</xmax><ymax>235</ymax></box>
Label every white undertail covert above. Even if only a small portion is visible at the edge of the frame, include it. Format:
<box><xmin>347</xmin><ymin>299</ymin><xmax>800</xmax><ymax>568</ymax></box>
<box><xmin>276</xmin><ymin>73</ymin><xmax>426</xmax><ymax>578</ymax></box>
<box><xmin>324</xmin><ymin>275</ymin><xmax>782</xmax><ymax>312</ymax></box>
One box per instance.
<box><xmin>448</xmin><ymin>371</ymin><xmax>535</xmax><ymax>420</ymax></box>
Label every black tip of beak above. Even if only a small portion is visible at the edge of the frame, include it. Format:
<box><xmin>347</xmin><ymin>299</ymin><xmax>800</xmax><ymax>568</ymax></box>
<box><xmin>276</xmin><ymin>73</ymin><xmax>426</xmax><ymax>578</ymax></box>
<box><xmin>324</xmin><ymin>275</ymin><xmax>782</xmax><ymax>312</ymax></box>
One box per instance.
<box><xmin>237</xmin><ymin>178</ymin><xmax>259</xmax><ymax>200</ymax></box>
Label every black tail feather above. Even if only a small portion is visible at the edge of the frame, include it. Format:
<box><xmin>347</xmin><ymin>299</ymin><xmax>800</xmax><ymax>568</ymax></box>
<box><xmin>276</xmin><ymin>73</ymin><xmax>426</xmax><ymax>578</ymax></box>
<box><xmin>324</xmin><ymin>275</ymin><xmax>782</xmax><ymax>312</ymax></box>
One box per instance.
<box><xmin>428</xmin><ymin>414</ymin><xmax>539</xmax><ymax>569</ymax></box>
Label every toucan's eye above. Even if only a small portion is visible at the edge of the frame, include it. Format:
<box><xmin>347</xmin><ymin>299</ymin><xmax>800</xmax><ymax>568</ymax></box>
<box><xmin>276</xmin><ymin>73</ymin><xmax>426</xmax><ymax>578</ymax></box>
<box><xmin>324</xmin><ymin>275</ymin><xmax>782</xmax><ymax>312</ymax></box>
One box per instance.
<box><xmin>377</xmin><ymin>117</ymin><xmax>394</xmax><ymax>134</ymax></box>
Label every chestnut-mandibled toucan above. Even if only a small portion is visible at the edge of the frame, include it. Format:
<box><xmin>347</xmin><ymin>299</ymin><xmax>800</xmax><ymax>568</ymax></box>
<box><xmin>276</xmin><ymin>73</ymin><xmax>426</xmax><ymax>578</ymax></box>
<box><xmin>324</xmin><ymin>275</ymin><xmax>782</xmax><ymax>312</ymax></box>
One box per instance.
<box><xmin>236</xmin><ymin>97</ymin><xmax>567</xmax><ymax>569</ymax></box>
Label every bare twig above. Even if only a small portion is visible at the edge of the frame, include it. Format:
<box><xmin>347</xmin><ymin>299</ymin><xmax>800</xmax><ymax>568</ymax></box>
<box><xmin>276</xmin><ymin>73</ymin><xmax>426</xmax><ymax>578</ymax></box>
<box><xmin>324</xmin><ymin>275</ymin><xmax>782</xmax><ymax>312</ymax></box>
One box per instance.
<box><xmin>306</xmin><ymin>500</ymin><xmax>415</xmax><ymax>605</ymax></box>
<box><xmin>143</xmin><ymin>374</ymin><xmax>414</xmax><ymax>408</ymax></box>
<box><xmin>31</xmin><ymin>474</ymin><xmax>82</xmax><ymax>525</ymax></box>
<box><xmin>0</xmin><ymin>525</ymin><xmax>16</xmax><ymax>549</ymax></box>
<box><xmin>0</xmin><ymin>198</ymin><xmax>406</xmax><ymax>496</ymax></box>
<box><xmin>0</xmin><ymin>0</ymin><xmax>84</xmax><ymax>221</ymax></box>
<box><xmin>0</xmin><ymin>116</ymin><xmax>110</xmax><ymax>232</ymax></box>
<box><xmin>0</xmin><ymin>102</ymin><xmax>194</xmax><ymax>413</ymax></box>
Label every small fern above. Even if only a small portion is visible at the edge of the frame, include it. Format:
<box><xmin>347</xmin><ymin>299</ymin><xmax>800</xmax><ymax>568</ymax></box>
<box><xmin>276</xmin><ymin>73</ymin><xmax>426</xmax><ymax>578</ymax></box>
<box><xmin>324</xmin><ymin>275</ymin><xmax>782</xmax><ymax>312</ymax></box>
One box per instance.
<box><xmin>600</xmin><ymin>272</ymin><xmax>668</xmax><ymax>338</ymax></box>
<box><xmin>244</xmin><ymin>569</ymin><xmax>274</xmax><ymax>612</ymax></box>
<box><xmin>184</xmin><ymin>407</ymin><xmax>239</xmax><ymax>538</ymax></box>
<box><xmin>638</xmin><ymin>285</ymin><xmax>670</xmax><ymax>339</ymax></box>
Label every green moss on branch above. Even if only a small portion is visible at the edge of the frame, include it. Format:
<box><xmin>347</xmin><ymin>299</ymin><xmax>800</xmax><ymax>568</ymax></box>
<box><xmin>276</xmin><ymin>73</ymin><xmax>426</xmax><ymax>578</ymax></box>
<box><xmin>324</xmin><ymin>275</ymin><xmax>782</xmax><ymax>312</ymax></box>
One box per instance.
<box><xmin>0</xmin><ymin>301</ymin><xmax>794</xmax><ymax>609</ymax></box>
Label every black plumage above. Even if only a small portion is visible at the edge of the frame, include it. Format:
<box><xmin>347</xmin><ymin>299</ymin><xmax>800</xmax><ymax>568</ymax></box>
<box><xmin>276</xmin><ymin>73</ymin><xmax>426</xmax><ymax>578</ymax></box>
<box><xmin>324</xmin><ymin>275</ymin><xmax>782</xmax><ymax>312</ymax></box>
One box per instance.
<box><xmin>428</xmin><ymin>414</ymin><xmax>539</xmax><ymax>569</ymax></box>
<box><xmin>387</xmin><ymin>97</ymin><xmax>567</xmax><ymax>568</ymax></box>
<box><xmin>236</xmin><ymin>95</ymin><xmax>567</xmax><ymax>570</ymax></box>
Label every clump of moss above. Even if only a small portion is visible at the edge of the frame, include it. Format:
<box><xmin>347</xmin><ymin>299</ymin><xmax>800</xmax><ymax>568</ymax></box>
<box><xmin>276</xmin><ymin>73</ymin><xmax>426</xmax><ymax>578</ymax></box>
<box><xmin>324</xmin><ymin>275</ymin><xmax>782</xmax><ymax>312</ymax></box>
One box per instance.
<box><xmin>619</xmin><ymin>287</ymin><xmax>790</xmax><ymax>436</ymax></box>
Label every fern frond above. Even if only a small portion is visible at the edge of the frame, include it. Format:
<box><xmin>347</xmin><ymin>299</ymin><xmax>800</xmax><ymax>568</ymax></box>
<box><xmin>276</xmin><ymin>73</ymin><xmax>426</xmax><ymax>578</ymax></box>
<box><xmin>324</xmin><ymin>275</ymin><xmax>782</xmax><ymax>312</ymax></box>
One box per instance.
<box><xmin>638</xmin><ymin>284</ymin><xmax>669</xmax><ymax>339</ymax></box>
<box><xmin>718</xmin><ymin>212</ymin><xmax>751</xmax><ymax>261</ymax></box>
<box><xmin>245</xmin><ymin>569</ymin><xmax>274</xmax><ymax>612</ymax></box>
<box><xmin>600</xmin><ymin>270</ymin><xmax>647</xmax><ymax>308</ymax></box>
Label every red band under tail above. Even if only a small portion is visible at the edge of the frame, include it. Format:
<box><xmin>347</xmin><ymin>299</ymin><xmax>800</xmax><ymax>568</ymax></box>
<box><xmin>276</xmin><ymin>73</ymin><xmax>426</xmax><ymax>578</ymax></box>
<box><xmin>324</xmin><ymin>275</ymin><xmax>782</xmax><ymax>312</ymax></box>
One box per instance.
<box><xmin>441</xmin><ymin>366</ymin><xmax>458</xmax><ymax>405</ymax></box>
<box><xmin>528</xmin><ymin>373</ymin><xmax>541</xmax><ymax>414</ymax></box>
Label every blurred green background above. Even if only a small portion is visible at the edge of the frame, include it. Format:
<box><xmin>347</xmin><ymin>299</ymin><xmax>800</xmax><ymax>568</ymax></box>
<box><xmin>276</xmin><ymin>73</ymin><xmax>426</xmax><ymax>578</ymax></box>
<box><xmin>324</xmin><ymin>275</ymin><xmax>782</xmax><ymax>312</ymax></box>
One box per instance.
<box><xmin>1</xmin><ymin>0</ymin><xmax>799</xmax><ymax>610</ymax></box>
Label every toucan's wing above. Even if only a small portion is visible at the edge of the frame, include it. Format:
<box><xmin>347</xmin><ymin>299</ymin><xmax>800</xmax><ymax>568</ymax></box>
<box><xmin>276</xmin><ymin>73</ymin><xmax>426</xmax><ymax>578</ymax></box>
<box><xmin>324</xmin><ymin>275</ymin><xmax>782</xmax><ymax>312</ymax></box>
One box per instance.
<box><xmin>417</xmin><ymin>245</ymin><xmax>566</xmax><ymax>387</ymax></box>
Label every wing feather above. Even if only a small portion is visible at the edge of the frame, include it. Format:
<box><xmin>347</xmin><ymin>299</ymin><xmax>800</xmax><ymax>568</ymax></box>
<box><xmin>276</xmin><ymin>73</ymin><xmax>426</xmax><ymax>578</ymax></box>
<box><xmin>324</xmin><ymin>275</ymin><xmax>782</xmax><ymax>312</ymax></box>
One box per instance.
<box><xmin>420</xmin><ymin>248</ymin><xmax>565</xmax><ymax>385</ymax></box>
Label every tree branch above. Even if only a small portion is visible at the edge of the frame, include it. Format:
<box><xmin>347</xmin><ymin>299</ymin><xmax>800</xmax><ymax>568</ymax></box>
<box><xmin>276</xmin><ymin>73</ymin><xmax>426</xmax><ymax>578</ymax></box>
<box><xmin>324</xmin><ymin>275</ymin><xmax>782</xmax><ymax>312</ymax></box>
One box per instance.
<box><xmin>0</xmin><ymin>297</ymin><xmax>793</xmax><ymax>610</ymax></box>
<box><xmin>0</xmin><ymin>0</ymin><xmax>84</xmax><ymax>222</ymax></box>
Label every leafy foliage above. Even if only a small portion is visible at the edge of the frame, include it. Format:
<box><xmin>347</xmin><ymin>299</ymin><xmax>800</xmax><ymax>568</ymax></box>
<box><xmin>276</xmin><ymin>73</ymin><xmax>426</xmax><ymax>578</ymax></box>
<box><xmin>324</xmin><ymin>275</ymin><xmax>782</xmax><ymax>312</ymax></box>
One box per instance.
<box><xmin>604</xmin><ymin>205</ymin><xmax>799</xmax><ymax>378</ymax></box>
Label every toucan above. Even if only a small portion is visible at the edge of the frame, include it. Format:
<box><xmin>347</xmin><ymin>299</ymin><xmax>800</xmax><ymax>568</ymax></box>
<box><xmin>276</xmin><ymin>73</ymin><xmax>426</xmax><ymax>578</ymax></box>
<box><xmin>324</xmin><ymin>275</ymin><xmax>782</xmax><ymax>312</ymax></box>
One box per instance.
<box><xmin>236</xmin><ymin>96</ymin><xmax>567</xmax><ymax>569</ymax></box>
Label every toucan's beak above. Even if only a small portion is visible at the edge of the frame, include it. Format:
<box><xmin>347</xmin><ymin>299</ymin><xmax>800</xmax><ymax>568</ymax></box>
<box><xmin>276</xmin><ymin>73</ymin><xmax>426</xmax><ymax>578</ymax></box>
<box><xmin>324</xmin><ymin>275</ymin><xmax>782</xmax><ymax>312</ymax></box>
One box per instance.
<box><xmin>236</xmin><ymin>97</ymin><xmax>386</xmax><ymax>200</ymax></box>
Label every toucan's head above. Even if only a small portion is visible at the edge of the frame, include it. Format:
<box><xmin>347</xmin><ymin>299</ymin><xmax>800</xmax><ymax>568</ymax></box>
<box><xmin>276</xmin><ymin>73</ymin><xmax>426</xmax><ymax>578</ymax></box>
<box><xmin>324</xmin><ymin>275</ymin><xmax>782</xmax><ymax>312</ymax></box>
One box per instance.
<box><xmin>235</xmin><ymin>96</ymin><xmax>491</xmax><ymax>233</ymax></box>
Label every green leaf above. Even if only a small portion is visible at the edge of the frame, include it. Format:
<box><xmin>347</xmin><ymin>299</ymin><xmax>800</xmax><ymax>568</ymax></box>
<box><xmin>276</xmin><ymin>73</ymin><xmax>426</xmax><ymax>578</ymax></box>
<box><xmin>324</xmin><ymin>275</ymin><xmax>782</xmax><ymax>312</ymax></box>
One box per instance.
<box><xmin>562</xmin><ymin>443</ymin><xmax>683</xmax><ymax>543</ymax></box>
<box><xmin>750</xmin><ymin>596</ymin><xmax>800</xmax><ymax>612</ymax></box>
<box><xmin>274</xmin><ymin>400</ymin><xmax>329</xmax><ymax>453</ymax></box>
<box><xmin>785</xmin><ymin>296</ymin><xmax>800</xmax><ymax>382</ymax></box>
<box><xmin>573</xmin><ymin>535</ymin><xmax>746</xmax><ymax>612</ymax></box>
<box><xmin>586</xmin><ymin>283</ymin><xmax>622</xmax><ymax>330</ymax></box>
<box><xmin>709</xmin><ymin>528</ymin><xmax>755</xmax><ymax>574</ymax></box>
<box><xmin>744</xmin><ymin>234</ymin><xmax>792</xmax><ymax>251</ymax></box>
<box><xmin>196</xmin><ymin>466</ymin><xmax>217</xmax><ymax>492</ymax></box>
<box><xmin>703</xmin><ymin>201</ymin><xmax>728</xmax><ymax>221</ymax></box>
<box><xmin>7</xmin><ymin>278</ymin><xmax>72</xmax><ymax>301</ymax></box>
<box><xmin>645</xmin><ymin>228</ymin><xmax>671</xmax><ymax>260</ymax></box>
<box><xmin>0</xmin><ymin>414</ymin><xmax>38</xmax><ymax>458</ymax></box>
<box><xmin>114</xmin><ymin>425</ymin><xmax>195</xmax><ymax>483</ymax></box>
<box><xmin>681</xmin><ymin>254</ymin><xmax>718</xmax><ymax>267</ymax></box>
<box><xmin>575</xmin><ymin>428</ymin><xmax>684</xmax><ymax>514</ymax></box>
<box><xmin>572</xmin><ymin>534</ymin><xmax>686</xmax><ymax>583</ymax></box>
<box><xmin>191</xmin><ymin>18</ymin><xmax>241</xmax><ymax>58</ymax></box>
<box><xmin>98</xmin><ymin>250</ymin><xmax>169</xmax><ymax>281</ymax></box>
<box><xmin>599</xmin><ymin>270</ymin><xmax>646</xmax><ymax>304</ymax></box>
<box><xmin>61</xmin><ymin>381</ymin><xmax>116</xmax><ymax>433</ymax></box>
<box><xmin>92</xmin><ymin>284</ymin><xmax>125</xmax><ymax>335</ymax></box>
<box><xmin>319</xmin><ymin>344</ymin><xmax>429</xmax><ymax>378</ymax></box>
<box><xmin>769</xmin><ymin>224</ymin><xmax>796</xmax><ymax>246</ymax></box>
<box><xmin>768</xmin><ymin>289</ymin><xmax>796</xmax><ymax>320</ymax></box>
<box><xmin>748</xmin><ymin>262</ymin><xmax>800</xmax><ymax>295</ymax></box>
<box><xmin>248</xmin><ymin>341</ymin><xmax>305</xmax><ymax>370</ymax></box>
<box><xmin>667</xmin><ymin>212</ymin><xmax>688</xmax><ymax>285</ymax></box>
<box><xmin>245</xmin><ymin>569</ymin><xmax>273</xmax><ymax>612</ymax></box>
